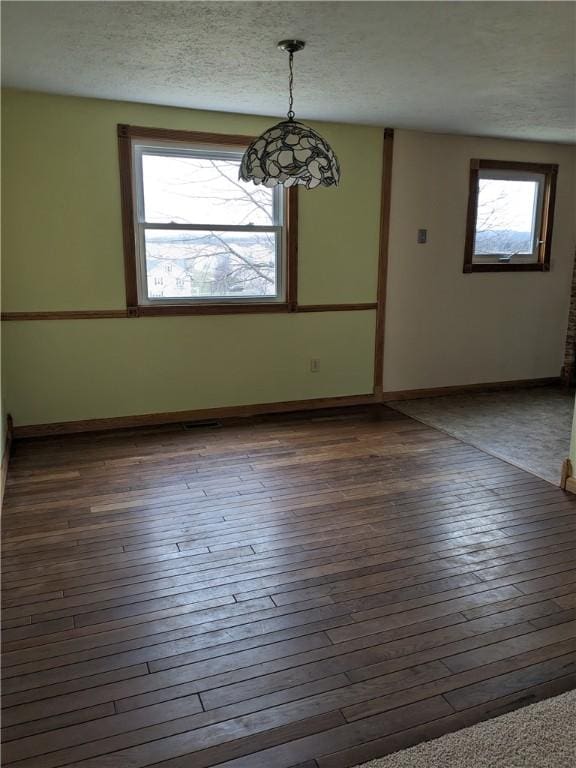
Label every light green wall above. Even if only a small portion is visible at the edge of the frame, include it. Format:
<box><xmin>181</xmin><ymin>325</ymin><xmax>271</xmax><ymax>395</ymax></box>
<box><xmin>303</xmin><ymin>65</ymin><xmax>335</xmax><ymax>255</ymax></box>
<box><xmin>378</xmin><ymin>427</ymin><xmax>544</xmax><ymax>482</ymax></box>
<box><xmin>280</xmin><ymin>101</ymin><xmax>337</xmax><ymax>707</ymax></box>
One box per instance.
<box><xmin>1</xmin><ymin>90</ymin><xmax>382</xmax><ymax>426</ymax></box>
<box><xmin>2</xmin><ymin>314</ymin><xmax>374</xmax><ymax>424</ymax></box>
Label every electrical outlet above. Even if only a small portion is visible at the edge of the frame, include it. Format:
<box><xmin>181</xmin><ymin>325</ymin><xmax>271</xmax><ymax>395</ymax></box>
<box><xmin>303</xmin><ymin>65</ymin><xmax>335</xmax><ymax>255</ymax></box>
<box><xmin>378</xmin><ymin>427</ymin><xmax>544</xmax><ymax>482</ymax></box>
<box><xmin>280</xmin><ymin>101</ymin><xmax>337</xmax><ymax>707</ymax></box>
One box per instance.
<box><xmin>310</xmin><ymin>358</ymin><xmax>320</xmax><ymax>373</ymax></box>
<box><xmin>417</xmin><ymin>228</ymin><xmax>428</xmax><ymax>244</ymax></box>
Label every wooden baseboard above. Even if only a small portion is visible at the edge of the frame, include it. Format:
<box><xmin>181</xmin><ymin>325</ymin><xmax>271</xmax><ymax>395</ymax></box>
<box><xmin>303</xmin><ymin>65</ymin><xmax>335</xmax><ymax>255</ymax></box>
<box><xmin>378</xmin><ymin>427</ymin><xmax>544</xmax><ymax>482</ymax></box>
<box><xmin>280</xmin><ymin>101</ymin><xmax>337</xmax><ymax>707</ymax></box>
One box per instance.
<box><xmin>561</xmin><ymin>457</ymin><xmax>576</xmax><ymax>495</ymax></box>
<box><xmin>12</xmin><ymin>376</ymin><xmax>564</xmax><ymax>439</ymax></box>
<box><xmin>382</xmin><ymin>377</ymin><xmax>562</xmax><ymax>402</ymax></box>
<box><xmin>565</xmin><ymin>476</ymin><xmax>576</xmax><ymax>495</ymax></box>
<box><xmin>1</xmin><ymin>414</ymin><xmax>14</xmax><ymax>509</ymax></box>
<box><xmin>13</xmin><ymin>393</ymin><xmax>376</xmax><ymax>438</ymax></box>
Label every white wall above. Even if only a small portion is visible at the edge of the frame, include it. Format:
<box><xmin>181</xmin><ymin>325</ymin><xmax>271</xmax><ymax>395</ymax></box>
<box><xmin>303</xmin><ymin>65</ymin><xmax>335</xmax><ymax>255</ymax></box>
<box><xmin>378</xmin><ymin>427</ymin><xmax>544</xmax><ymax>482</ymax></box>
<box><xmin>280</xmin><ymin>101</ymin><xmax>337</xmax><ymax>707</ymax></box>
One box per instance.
<box><xmin>383</xmin><ymin>130</ymin><xmax>576</xmax><ymax>392</ymax></box>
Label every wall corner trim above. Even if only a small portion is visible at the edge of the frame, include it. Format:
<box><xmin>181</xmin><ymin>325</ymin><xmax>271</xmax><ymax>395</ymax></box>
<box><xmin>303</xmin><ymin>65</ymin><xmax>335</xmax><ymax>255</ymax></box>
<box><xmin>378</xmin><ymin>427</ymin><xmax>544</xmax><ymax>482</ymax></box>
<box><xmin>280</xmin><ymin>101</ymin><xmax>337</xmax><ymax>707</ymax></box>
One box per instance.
<box><xmin>373</xmin><ymin>126</ymin><xmax>395</xmax><ymax>399</ymax></box>
<box><xmin>565</xmin><ymin>477</ymin><xmax>576</xmax><ymax>495</ymax></box>
<box><xmin>1</xmin><ymin>414</ymin><xmax>14</xmax><ymax>511</ymax></box>
<box><xmin>561</xmin><ymin>457</ymin><xmax>576</xmax><ymax>494</ymax></box>
<box><xmin>560</xmin><ymin>457</ymin><xmax>572</xmax><ymax>489</ymax></box>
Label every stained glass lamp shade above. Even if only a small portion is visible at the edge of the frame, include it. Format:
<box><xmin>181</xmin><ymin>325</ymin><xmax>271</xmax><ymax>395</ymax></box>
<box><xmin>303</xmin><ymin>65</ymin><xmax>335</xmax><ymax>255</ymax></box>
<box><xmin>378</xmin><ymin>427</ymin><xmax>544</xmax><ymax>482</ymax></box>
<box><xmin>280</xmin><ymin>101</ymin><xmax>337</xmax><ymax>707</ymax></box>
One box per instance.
<box><xmin>240</xmin><ymin>41</ymin><xmax>340</xmax><ymax>189</ymax></box>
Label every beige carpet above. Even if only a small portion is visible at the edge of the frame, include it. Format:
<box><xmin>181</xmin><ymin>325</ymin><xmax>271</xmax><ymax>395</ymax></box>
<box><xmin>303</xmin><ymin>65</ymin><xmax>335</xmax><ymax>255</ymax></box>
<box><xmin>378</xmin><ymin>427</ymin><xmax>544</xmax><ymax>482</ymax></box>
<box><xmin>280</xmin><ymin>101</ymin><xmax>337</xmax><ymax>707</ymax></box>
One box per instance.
<box><xmin>356</xmin><ymin>691</ymin><xmax>576</xmax><ymax>768</ymax></box>
<box><xmin>388</xmin><ymin>386</ymin><xmax>573</xmax><ymax>485</ymax></box>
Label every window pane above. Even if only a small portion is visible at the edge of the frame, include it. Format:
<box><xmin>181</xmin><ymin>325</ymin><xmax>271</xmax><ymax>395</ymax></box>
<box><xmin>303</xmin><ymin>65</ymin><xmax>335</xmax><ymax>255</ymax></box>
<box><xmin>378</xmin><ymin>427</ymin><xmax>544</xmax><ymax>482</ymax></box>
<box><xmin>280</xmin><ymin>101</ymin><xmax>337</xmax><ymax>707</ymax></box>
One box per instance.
<box><xmin>141</xmin><ymin>153</ymin><xmax>274</xmax><ymax>226</ymax></box>
<box><xmin>474</xmin><ymin>178</ymin><xmax>539</xmax><ymax>257</ymax></box>
<box><xmin>144</xmin><ymin>229</ymin><xmax>278</xmax><ymax>299</ymax></box>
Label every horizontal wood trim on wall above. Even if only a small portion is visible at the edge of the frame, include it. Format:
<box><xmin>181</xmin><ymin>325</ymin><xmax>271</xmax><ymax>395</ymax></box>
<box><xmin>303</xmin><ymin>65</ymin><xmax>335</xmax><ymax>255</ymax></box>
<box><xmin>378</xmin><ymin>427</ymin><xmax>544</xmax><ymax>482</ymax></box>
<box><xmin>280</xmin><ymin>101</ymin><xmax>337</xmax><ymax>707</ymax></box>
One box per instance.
<box><xmin>472</xmin><ymin>159</ymin><xmax>560</xmax><ymax>175</ymax></box>
<box><xmin>1</xmin><ymin>304</ymin><xmax>376</xmax><ymax>321</ymax></box>
<box><xmin>13</xmin><ymin>394</ymin><xmax>376</xmax><ymax>438</ymax></box>
<box><xmin>0</xmin><ymin>310</ymin><xmax>131</xmax><ymax>321</ymax></box>
<box><xmin>295</xmin><ymin>303</ymin><xmax>377</xmax><ymax>313</ymax></box>
<box><xmin>381</xmin><ymin>377</ymin><xmax>562</xmax><ymax>402</ymax></box>
<box><xmin>118</xmin><ymin>124</ymin><xmax>256</xmax><ymax>147</ymax></box>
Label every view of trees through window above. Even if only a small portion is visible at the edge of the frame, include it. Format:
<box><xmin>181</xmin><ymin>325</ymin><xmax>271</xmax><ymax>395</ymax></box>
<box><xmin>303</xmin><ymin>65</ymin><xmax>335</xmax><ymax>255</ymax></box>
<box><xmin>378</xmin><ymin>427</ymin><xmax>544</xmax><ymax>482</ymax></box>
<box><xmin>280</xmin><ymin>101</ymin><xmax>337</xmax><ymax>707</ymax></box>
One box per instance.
<box><xmin>473</xmin><ymin>175</ymin><xmax>541</xmax><ymax>260</ymax></box>
<box><xmin>140</xmin><ymin>152</ymin><xmax>281</xmax><ymax>300</ymax></box>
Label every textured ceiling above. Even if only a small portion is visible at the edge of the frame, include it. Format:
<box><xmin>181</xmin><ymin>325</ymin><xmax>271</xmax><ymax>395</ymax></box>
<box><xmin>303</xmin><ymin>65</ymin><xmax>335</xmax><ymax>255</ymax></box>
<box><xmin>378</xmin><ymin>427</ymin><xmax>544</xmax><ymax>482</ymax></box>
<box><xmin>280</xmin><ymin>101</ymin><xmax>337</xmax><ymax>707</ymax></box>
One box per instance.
<box><xmin>2</xmin><ymin>1</ymin><xmax>575</xmax><ymax>143</ymax></box>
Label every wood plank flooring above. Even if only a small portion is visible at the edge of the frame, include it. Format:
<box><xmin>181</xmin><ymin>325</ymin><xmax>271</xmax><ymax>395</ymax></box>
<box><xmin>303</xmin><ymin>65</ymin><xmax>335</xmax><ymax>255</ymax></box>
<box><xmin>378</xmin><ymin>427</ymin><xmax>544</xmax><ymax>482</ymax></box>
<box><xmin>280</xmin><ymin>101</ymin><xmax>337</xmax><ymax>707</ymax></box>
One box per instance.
<box><xmin>2</xmin><ymin>405</ymin><xmax>575</xmax><ymax>768</ymax></box>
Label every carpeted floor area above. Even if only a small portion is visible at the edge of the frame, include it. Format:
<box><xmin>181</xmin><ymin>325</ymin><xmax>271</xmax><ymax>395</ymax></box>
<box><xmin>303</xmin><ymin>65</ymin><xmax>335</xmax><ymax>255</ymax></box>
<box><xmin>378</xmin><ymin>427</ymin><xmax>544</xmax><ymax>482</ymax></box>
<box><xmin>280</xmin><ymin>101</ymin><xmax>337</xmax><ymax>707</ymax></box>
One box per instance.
<box><xmin>356</xmin><ymin>689</ymin><xmax>576</xmax><ymax>768</ymax></box>
<box><xmin>388</xmin><ymin>385</ymin><xmax>573</xmax><ymax>486</ymax></box>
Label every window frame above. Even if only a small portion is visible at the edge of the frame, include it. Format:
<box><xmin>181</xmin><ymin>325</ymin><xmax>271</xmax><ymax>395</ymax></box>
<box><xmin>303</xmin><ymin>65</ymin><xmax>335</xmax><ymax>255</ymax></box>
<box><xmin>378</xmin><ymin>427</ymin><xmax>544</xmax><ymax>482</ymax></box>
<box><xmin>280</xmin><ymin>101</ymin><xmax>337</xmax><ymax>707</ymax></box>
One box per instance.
<box><xmin>463</xmin><ymin>159</ymin><xmax>558</xmax><ymax>274</ymax></box>
<box><xmin>118</xmin><ymin>125</ymin><xmax>298</xmax><ymax>315</ymax></box>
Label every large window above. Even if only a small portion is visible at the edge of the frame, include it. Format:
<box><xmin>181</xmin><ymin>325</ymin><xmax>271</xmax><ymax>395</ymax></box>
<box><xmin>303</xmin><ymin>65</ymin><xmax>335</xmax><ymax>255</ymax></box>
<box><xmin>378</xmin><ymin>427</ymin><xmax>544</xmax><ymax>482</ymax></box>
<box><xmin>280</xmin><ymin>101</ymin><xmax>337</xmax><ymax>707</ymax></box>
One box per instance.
<box><xmin>463</xmin><ymin>159</ymin><xmax>558</xmax><ymax>273</ymax></box>
<box><xmin>118</xmin><ymin>126</ymin><xmax>297</xmax><ymax>314</ymax></box>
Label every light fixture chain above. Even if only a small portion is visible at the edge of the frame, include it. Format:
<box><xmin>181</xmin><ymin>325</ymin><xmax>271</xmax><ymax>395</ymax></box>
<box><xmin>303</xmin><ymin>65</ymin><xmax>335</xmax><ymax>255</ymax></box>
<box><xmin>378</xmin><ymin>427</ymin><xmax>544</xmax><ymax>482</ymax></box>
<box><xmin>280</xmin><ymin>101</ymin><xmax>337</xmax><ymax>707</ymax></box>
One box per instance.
<box><xmin>287</xmin><ymin>50</ymin><xmax>295</xmax><ymax>120</ymax></box>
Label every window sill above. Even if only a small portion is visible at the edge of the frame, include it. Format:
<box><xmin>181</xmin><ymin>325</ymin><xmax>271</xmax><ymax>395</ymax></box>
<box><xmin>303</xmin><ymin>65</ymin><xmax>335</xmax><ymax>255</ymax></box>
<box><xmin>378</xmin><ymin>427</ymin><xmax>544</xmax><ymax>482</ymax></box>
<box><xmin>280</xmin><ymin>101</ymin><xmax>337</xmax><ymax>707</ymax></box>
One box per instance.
<box><xmin>463</xmin><ymin>263</ymin><xmax>550</xmax><ymax>274</ymax></box>
<box><xmin>133</xmin><ymin>303</ymin><xmax>292</xmax><ymax>317</ymax></box>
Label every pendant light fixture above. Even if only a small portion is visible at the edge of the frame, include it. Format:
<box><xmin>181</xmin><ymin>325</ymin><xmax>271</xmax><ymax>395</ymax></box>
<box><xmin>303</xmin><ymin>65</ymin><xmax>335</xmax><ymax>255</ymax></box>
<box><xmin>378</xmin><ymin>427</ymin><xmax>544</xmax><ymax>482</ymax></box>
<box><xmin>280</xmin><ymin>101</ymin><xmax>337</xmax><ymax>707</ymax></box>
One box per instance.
<box><xmin>239</xmin><ymin>40</ymin><xmax>340</xmax><ymax>189</ymax></box>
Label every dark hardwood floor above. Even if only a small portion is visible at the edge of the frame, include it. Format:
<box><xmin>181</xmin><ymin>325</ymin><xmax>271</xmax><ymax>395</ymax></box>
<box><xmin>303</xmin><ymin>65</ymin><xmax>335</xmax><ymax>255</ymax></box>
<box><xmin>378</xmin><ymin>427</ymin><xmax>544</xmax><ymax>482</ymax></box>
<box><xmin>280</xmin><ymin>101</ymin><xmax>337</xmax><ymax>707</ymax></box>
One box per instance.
<box><xmin>1</xmin><ymin>405</ymin><xmax>575</xmax><ymax>768</ymax></box>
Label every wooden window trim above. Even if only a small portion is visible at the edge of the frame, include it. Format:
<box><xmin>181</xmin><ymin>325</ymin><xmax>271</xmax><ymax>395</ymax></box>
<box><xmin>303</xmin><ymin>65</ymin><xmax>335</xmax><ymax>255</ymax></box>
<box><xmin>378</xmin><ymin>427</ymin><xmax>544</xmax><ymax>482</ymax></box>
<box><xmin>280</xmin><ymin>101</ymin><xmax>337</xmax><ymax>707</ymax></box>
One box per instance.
<box><xmin>463</xmin><ymin>158</ymin><xmax>558</xmax><ymax>274</ymax></box>
<box><xmin>117</xmin><ymin>124</ymin><xmax>298</xmax><ymax>316</ymax></box>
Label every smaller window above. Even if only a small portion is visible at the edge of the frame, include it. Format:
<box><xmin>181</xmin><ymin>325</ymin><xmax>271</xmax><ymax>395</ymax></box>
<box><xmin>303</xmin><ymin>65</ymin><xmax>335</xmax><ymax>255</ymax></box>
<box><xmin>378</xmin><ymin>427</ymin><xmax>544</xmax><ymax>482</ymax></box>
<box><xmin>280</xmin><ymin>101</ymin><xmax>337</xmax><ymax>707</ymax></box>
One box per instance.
<box><xmin>463</xmin><ymin>159</ymin><xmax>558</xmax><ymax>273</ymax></box>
